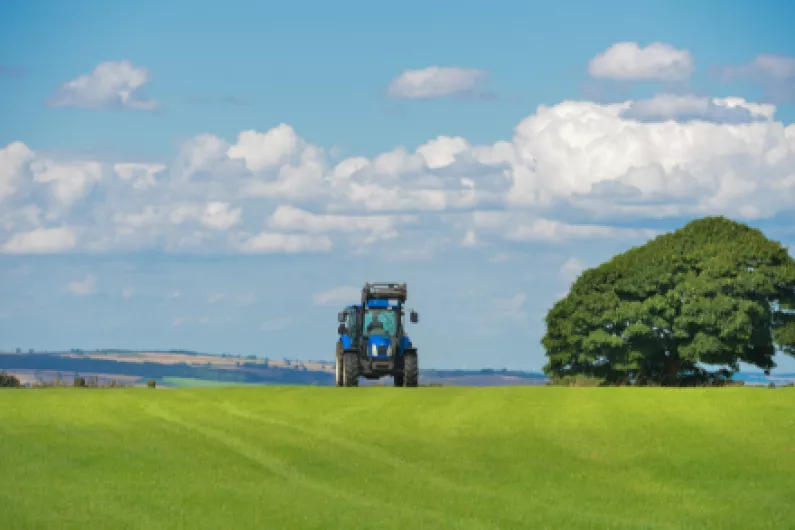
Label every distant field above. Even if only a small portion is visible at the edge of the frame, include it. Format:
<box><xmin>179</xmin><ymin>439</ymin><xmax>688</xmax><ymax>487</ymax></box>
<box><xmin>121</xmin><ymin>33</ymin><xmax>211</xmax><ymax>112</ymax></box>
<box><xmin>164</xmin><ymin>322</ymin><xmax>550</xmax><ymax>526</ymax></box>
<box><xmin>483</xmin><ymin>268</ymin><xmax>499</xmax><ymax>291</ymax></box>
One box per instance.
<box><xmin>1</xmin><ymin>387</ymin><xmax>793</xmax><ymax>529</ymax></box>
<box><xmin>158</xmin><ymin>376</ymin><xmax>257</xmax><ymax>388</ymax></box>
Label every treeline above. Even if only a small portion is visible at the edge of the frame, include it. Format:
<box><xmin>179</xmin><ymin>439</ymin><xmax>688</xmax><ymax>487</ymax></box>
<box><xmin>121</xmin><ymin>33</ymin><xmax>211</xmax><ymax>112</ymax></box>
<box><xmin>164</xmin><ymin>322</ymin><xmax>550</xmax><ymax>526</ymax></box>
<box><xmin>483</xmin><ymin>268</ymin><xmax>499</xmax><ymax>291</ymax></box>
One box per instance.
<box><xmin>0</xmin><ymin>371</ymin><xmax>134</xmax><ymax>389</ymax></box>
<box><xmin>545</xmin><ymin>373</ymin><xmax>748</xmax><ymax>387</ymax></box>
<box><xmin>0</xmin><ymin>354</ymin><xmax>334</xmax><ymax>386</ymax></box>
<box><xmin>35</xmin><ymin>375</ymin><xmax>131</xmax><ymax>388</ymax></box>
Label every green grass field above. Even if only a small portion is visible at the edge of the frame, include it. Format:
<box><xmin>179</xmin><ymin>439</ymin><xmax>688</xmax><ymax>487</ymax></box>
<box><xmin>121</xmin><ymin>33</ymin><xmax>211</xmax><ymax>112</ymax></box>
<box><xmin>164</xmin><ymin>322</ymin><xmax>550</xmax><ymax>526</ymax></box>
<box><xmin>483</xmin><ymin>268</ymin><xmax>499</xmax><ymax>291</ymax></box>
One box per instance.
<box><xmin>1</xmin><ymin>387</ymin><xmax>793</xmax><ymax>529</ymax></box>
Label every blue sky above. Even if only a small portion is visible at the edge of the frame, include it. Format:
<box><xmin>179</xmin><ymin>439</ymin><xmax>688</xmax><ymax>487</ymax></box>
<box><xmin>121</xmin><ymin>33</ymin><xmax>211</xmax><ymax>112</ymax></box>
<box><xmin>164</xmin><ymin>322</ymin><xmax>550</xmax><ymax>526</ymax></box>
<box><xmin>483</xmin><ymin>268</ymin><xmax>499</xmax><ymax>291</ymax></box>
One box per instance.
<box><xmin>1</xmin><ymin>0</ymin><xmax>795</xmax><ymax>372</ymax></box>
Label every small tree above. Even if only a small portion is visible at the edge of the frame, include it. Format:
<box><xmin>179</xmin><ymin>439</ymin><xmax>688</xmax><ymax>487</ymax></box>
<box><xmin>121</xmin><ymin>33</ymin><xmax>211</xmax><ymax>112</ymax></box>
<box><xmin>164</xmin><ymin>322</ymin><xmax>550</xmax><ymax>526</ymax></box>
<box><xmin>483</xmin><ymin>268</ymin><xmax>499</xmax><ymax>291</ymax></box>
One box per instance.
<box><xmin>147</xmin><ymin>379</ymin><xmax>157</xmax><ymax>388</ymax></box>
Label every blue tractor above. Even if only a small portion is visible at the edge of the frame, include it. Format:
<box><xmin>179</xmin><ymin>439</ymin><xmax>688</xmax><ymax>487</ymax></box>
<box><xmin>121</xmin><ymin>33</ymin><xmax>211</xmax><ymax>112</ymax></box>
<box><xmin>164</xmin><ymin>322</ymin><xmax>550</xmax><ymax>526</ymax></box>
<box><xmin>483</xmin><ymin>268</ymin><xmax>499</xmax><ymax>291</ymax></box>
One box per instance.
<box><xmin>335</xmin><ymin>282</ymin><xmax>420</xmax><ymax>387</ymax></box>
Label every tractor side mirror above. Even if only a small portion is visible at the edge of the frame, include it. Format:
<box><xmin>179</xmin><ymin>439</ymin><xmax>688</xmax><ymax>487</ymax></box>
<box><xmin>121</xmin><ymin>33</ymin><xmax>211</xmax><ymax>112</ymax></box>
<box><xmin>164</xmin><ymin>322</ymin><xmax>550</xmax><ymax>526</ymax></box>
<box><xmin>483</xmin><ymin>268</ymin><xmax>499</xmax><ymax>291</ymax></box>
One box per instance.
<box><xmin>337</xmin><ymin>324</ymin><xmax>346</xmax><ymax>335</ymax></box>
<box><xmin>337</xmin><ymin>312</ymin><xmax>346</xmax><ymax>323</ymax></box>
<box><xmin>410</xmin><ymin>311</ymin><xmax>419</xmax><ymax>323</ymax></box>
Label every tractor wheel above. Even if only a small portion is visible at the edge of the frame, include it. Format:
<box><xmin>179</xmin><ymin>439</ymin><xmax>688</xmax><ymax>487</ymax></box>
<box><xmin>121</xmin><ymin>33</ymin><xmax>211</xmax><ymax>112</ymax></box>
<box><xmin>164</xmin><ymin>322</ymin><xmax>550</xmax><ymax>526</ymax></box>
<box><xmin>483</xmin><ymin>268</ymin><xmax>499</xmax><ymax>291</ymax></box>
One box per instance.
<box><xmin>403</xmin><ymin>352</ymin><xmax>418</xmax><ymax>387</ymax></box>
<box><xmin>343</xmin><ymin>352</ymin><xmax>359</xmax><ymax>387</ymax></box>
<box><xmin>393</xmin><ymin>373</ymin><xmax>404</xmax><ymax>387</ymax></box>
<box><xmin>335</xmin><ymin>344</ymin><xmax>344</xmax><ymax>387</ymax></box>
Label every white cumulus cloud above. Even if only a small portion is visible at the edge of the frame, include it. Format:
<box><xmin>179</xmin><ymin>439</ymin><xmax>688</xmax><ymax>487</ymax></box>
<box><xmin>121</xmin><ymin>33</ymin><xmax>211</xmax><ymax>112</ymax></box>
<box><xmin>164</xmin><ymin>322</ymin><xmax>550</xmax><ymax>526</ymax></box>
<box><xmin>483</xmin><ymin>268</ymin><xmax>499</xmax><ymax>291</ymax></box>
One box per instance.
<box><xmin>560</xmin><ymin>257</ymin><xmax>586</xmax><ymax>283</ymax></box>
<box><xmin>313</xmin><ymin>286</ymin><xmax>360</xmax><ymax>306</ymax></box>
<box><xmin>417</xmin><ymin>136</ymin><xmax>471</xmax><ymax>169</ymax></box>
<box><xmin>200</xmin><ymin>202</ymin><xmax>242</xmax><ymax>231</ymax></box>
<box><xmin>1</xmin><ymin>227</ymin><xmax>77</xmax><ymax>254</ymax></box>
<box><xmin>31</xmin><ymin>159</ymin><xmax>104</xmax><ymax>209</ymax></box>
<box><xmin>469</xmin><ymin>212</ymin><xmax>659</xmax><ymax>243</ymax></box>
<box><xmin>503</xmin><ymin>100</ymin><xmax>795</xmax><ymax>219</ymax></box>
<box><xmin>47</xmin><ymin>60</ymin><xmax>159</xmax><ymax>110</ymax></box>
<box><xmin>387</xmin><ymin>66</ymin><xmax>487</xmax><ymax>99</ymax></box>
<box><xmin>588</xmin><ymin>42</ymin><xmax>694</xmax><ymax>82</ymax></box>
<box><xmin>227</xmin><ymin>125</ymin><xmax>301</xmax><ymax>172</ymax></box>
<box><xmin>114</xmin><ymin>163</ymin><xmax>164</xmax><ymax>191</ymax></box>
<box><xmin>717</xmin><ymin>54</ymin><xmax>795</xmax><ymax>104</ymax></box>
<box><xmin>0</xmin><ymin>142</ymin><xmax>34</xmax><ymax>202</ymax></box>
<box><xmin>720</xmin><ymin>54</ymin><xmax>795</xmax><ymax>82</ymax></box>
<box><xmin>461</xmin><ymin>229</ymin><xmax>478</xmax><ymax>247</ymax></box>
<box><xmin>267</xmin><ymin>205</ymin><xmax>411</xmax><ymax>244</ymax></box>
<box><xmin>237</xmin><ymin>232</ymin><xmax>332</xmax><ymax>254</ymax></box>
<box><xmin>622</xmin><ymin>94</ymin><xmax>776</xmax><ymax>123</ymax></box>
<box><xmin>67</xmin><ymin>274</ymin><xmax>97</xmax><ymax>295</ymax></box>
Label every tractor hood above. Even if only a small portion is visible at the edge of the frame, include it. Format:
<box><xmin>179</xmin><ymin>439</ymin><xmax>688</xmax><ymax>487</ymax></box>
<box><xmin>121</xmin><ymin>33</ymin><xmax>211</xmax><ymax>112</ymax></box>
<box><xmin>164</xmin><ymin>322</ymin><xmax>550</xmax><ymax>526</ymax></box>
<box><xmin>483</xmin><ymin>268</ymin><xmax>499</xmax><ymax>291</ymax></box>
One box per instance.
<box><xmin>367</xmin><ymin>335</ymin><xmax>395</xmax><ymax>357</ymax></box>
<box><xmin>368</xmin><ymin>335</ymin><xmax>391</xmax><ymax>347</ymax></box>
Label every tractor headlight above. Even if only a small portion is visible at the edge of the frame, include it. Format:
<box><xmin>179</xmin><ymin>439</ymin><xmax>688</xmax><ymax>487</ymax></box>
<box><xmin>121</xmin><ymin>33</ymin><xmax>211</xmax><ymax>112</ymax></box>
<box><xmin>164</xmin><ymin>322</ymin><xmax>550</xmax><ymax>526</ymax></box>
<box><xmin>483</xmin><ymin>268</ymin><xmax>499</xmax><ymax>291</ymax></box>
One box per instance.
<box><xmin>386</xmin><ymin>345</ymin><xmax>393</xmax><ymax>357</ymax></box>
<box><xmin>371</xmin><ymin>344</ymin><xmax>377</xmax><ymax>357</ymax></box>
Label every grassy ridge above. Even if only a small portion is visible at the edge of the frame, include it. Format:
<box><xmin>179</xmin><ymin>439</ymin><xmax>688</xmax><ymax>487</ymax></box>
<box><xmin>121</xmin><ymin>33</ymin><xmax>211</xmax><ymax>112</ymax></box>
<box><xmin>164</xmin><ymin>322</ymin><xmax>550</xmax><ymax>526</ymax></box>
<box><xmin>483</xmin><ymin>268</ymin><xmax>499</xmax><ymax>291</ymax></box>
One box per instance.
<box><xmin>1</xmin><ymin>387</ymin><xmax>793</xmax><ymax>529</ymax></box>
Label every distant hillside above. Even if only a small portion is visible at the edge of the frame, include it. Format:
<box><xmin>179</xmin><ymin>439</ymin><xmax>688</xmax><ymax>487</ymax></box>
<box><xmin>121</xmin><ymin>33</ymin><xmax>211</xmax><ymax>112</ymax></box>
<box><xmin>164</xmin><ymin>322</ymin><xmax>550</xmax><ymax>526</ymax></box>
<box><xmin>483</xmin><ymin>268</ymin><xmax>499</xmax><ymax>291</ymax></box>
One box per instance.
<box><xmin>2</xmin><ymin>349</ymin><xmax>792</xmax><ymax>387</ymax></box>
<box><xmin>0</xmin><ymin>350</ymin><xmax>550</xmax><ymax>387</ymax></box>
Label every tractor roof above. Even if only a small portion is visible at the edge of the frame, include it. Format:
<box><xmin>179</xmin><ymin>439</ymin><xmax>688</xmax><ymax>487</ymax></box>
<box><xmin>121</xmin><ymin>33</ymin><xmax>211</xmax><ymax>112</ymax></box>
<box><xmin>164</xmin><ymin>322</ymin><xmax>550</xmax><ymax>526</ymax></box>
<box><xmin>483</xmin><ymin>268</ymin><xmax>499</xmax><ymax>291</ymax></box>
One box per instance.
<box><xmin>361</xmin><ymin>282</ymin><xmax>407</xmax><ymax>305</ymax></box>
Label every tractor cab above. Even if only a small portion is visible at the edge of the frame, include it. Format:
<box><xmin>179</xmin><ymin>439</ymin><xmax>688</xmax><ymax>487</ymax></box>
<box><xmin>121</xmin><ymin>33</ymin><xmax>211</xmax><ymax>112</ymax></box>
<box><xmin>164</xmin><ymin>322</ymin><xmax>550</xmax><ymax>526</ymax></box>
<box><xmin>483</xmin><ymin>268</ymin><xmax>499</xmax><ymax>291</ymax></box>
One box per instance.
<box><xmin>362</xmin><ymin>299</ymin><xmax>401</xmax><ymax>358</ymax></box>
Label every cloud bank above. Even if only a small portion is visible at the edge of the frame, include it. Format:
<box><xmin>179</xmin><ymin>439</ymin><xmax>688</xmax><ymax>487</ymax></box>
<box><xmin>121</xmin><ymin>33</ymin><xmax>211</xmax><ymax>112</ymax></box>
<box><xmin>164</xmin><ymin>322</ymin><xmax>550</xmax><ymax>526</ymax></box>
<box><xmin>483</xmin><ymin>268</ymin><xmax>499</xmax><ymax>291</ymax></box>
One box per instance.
<box><xmin>2</xmin><ymin>94</ymin><xmax>794</xmax><ymax>256</ymax></box>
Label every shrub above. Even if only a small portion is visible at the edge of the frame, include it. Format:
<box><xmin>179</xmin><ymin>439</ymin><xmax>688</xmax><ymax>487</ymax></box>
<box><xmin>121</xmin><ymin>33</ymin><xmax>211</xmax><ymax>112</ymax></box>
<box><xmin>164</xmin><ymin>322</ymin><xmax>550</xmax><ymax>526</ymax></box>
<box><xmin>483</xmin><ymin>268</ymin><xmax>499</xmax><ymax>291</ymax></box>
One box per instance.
<box><xmin>0</xmin><ymin>371</ymin><xmax>22</xmax><ymax>388</ymax></box>
<box><xmin>147</xmin><ymin>379</ymin><xmax>157</xmax><ymax>388</ymax></box>
<box><xmin>547</xmin><ymin>374</ymin><xmax>604</xmax><ymax>387</ymax></box>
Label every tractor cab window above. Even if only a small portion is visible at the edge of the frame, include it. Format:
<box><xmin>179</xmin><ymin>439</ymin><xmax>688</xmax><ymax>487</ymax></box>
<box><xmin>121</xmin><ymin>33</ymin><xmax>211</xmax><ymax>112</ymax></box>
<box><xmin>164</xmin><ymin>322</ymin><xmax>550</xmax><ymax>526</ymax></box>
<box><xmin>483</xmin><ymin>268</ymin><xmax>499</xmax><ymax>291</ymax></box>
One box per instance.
<box><xmin>364</xmin><ymin>308</ymin><xmax>397</xmax><ymax>337</ymax></box>
<box><xmin>345</xmin><ymin>311</ymin><xmax>357</xmax><ymax>334</ymax></box>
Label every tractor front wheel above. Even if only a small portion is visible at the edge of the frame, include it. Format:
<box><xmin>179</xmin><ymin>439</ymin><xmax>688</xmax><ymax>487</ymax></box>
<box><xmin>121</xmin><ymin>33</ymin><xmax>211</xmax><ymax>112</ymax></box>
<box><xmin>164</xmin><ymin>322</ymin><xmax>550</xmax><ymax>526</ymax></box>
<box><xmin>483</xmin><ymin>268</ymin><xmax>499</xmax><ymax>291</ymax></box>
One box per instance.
<box><xmin>403</xmin><ymin>352</ymin><xmax>418</xmax><ymax>387</ymax></box>
<box><xmin>343</xmin><ymin>352</ymin><xmax>359</xmax><ymax>387</ymax></box>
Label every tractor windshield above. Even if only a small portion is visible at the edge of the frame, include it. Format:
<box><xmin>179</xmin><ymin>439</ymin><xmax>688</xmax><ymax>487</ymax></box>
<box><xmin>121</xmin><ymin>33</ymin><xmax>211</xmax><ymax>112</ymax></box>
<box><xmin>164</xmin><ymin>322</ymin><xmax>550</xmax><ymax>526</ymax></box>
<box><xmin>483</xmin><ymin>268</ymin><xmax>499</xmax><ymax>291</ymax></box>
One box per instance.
<box><xmin>363</xmin><ymin>308</ymin><xmax>398</xmax><ymax>337</ymax></box>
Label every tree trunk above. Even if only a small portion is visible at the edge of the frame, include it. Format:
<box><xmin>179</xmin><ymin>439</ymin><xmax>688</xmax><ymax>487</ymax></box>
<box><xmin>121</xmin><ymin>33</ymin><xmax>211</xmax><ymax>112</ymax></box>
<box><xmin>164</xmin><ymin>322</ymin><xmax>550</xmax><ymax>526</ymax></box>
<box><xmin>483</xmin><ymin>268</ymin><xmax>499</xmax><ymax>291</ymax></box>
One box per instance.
<box><xmin>661</xmin><ymin>355</ymin><xmax>682</xmax><ymax>386</ymax></box>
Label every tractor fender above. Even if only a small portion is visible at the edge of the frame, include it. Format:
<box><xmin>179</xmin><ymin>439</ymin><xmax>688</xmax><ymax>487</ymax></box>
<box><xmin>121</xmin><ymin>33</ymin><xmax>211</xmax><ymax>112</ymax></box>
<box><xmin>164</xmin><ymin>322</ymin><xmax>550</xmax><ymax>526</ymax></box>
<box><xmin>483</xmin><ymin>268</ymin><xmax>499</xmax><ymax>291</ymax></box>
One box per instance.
<box><xmin>399</xmin><ymin>335</ymin><xmax>412</xmax><ymax>351</ymax></box>
<box><xmin>339</xmin><ymin>335</ymin><xmax>353</xmax><ymax>350</ymax></box>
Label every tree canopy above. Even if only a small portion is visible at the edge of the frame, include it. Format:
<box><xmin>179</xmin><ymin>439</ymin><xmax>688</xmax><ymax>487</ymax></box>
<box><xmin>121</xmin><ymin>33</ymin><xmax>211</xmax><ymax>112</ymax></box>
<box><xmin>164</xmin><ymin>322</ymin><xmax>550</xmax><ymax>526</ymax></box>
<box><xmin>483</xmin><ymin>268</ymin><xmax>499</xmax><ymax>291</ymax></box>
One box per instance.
<box><xmin>542</xmin><ymin>216</ymin><xmax>795</xmax><ymax>386</ymax></box>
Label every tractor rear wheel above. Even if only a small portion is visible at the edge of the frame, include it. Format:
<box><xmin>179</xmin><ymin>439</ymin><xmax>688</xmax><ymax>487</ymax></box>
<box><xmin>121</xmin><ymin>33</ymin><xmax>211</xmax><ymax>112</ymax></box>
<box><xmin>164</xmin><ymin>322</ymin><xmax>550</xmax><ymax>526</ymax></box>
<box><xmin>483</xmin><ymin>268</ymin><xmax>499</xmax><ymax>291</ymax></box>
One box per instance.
<box><xmin>335</xmin><ymin>344</ymin><xmax>344</xmax><ymax>387</ymax></box>
<box><xmin>343</xmin><ymin>352</ymin><xmax>359</xmax><ymax>387</ymax></box>
<box><xmin>403</xmin><ymin>352</ymin><xmax>418</xmax><ymax>387</ymax></box>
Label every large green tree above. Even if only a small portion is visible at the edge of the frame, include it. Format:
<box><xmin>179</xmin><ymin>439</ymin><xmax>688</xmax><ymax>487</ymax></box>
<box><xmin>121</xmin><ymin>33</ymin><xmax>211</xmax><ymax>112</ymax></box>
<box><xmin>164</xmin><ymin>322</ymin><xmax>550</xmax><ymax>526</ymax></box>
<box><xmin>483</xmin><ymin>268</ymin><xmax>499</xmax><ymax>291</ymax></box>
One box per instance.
<box><xmin>542</xmin><ymin>217</ymin><xmax>795</xmax><ymax>386</ymax></box>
